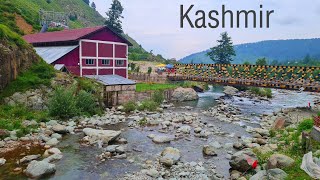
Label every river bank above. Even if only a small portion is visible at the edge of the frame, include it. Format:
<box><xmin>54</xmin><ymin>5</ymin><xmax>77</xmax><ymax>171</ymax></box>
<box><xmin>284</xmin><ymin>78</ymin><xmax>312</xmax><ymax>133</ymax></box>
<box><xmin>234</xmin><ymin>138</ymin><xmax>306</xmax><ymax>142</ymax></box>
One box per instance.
<box><xmin>0</xmin><ymin>86</ymin><xmax>319</xmax><ymax>179</ymax></box>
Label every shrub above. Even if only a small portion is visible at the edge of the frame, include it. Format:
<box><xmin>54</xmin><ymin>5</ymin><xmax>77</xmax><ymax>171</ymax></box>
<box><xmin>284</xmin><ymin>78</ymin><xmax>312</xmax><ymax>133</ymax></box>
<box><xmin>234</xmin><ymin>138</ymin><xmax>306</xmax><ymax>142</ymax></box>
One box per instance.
<box><xmin>265</xmin><ymin>88</ymin><xmax>272</xmax><ymax>98</ymax></box>
<box><xmin>253</xmin><ymin>148</ymin><xmax>273</xmax><ymax>165</ymax></box>
<box><xmin>76</xmin><ymin>90</ymin><xmax>98</xmax><ymax>116</ymax></box>
<box><xmin>249</xmin><ymin>87</ymin><xmax>260</xmax><ymax>94</ymax></box>
<box><xmin>138</xmin><ymin>100</ymin><xmax>158</xmax><ymax>112</ymax></box>
<box><xmin>48</xmin><ymin>87</ymin><xmax>78</xmax><ymax>119</ymax></box>
<box><xmin>269</xmin><ymin>129</ymin><xmax>276</xmax><ymax>138</ymax></box>
<box><xmin>123</xmin><ymin>101</ymin><xmax>137</xmax><ymax>113</ymax></box>
<box><xmin>147</xmin><ymin>67</ymin><xmax>152</xmax><ymax>75</ymax></box>
<box><xmin>249</xmin><ymin>87</ymin><xmax>272</xmax><ymax>98</ymax></box>
<box><xmin>76</xmin><ymin>77</ymin><xmax>99</xmax><ymax>93</ymax></box>
<box><xmin>152</xmin><ymin>90</ymin><xmax>164</xmax><ymax>104</ymax></box>
<box><xmin>297</xmin><ymin>119</ymin><xmax>314</xmax><ymax>132</ymax></box>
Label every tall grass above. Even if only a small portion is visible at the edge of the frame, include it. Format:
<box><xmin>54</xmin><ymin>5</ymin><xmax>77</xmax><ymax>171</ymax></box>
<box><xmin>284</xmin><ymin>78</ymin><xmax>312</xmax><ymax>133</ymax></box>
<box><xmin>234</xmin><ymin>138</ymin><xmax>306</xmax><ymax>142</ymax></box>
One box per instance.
<box><xmin>249</xmin><ymin>87</ymin><xmax>272</xmax><ymax>98</ymax></box>
<box><xmin>0</xmin><ymin>61</ymin><xmax>56</xmax><ymax>100</ymax></box>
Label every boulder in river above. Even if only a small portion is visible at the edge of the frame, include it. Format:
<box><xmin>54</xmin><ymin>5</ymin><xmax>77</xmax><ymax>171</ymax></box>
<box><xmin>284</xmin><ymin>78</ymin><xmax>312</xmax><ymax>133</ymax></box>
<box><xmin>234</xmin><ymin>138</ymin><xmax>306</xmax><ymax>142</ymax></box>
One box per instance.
<box><xmin>46</xmin><ymin>138</ymin><xmax>59</xmax><ymax>146</ymax></box>
<box><xmin>152</xmin><ymin>135</ymin><xmax>173</xmax><ymax>143</ymax></box>
<box><xmin>20</xmin><ymin>154</ymin><xmax>41</xmax><ymax>164</ymax></box>
<box><xmin>159</xmin><ymin>147</ymin><xmax>181</xmax><ymax>167</ymax></box>
<box><xmin>203</xmin><ymin>145</ymin><xmax>217</xmax><ymax>156</ymax></box>
<box><xmin>223</xmin><ymin>86</ymin><xmax>239</xmax><ymax>96</ymax></box>
<box><xmin>83</xmin><ymin>128</ymin><xmax>121</xmax><ymax>145</ymax></box>
<box><xmin>52</xmin><ymin>124</ymin><xmax>68</xmax><ymax>134</ymax></box>
<box><xmin>229</xmin><ymin>149</ymin><xmax>258</xmax><ymax>172</ymax></box>
<box><xmin>25</xmin><ymin>160</ymin><xmax>56</xmax><ymax>178</ymax></box>
<box><xmin>171</xmin><ymin>87</ymin><xmax>199</xmax><ymax>102</ymax></box>
<box><xmin>177</xmin><ymin>125</ymin><xmax>191</xmax><ymax>134</ymax></box>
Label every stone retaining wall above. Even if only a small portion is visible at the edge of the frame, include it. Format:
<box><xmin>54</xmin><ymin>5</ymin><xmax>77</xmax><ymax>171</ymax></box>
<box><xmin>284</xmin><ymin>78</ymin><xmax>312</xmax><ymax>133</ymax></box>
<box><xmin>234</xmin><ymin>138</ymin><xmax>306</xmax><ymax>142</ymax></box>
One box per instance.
<box><xmin>129</xmin><ymin>73</ymin><xmax>168</xmax><ymax>83</ymax></box>
<box><xmin>115</xmin><ymin>89</ymin><xmax>174</xmax><ymax>105</ymax></box>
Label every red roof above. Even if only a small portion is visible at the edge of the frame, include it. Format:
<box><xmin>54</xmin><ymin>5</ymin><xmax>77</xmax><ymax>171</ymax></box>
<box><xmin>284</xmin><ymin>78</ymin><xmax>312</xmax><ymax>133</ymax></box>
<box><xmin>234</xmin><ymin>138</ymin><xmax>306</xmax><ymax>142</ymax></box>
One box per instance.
<box><xmin>24</xmin><ymin>26</ymin><xmax>104</xmax><ymax>44</ymax></box>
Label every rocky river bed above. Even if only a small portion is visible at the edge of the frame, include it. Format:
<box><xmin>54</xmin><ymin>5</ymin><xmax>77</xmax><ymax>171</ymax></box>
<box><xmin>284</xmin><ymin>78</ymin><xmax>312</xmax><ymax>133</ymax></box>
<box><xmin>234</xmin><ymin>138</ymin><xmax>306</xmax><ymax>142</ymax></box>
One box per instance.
<box><xmin>0</xmin><ymin>86</ymin><xmax>319</xmax><ymax>179</ymax></box>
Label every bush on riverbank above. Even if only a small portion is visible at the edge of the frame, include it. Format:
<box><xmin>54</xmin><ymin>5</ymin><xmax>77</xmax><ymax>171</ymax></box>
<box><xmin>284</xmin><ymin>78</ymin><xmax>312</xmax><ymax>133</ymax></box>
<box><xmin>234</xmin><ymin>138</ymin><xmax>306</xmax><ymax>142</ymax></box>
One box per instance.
<box><xmin>48</xmin><ymin>87</ymin><xmax>99</xmax><ymax>118</ymax></box>
<box><xmin>122</xmin><ymin>100</ymin><xmax>159</xmax><ymax>113</ymax></box>
<box><xmin>249</xmin><ymin>87</ymin><xmax>272</xmax><ymax>98</ymax></box>
<box><xmin>152</xmin><ymin>90</ymin><xmax>165</xmax><ymax>104</ymax></box>
<box><xmin>123</xmin><ymin>101</ymin><xmax>137</xmax><ymax>113</ymax></box>
<box><xmin>138</xmin><ymin>100</ymin><xmax>158</xmax><ymax>111</ymax></box>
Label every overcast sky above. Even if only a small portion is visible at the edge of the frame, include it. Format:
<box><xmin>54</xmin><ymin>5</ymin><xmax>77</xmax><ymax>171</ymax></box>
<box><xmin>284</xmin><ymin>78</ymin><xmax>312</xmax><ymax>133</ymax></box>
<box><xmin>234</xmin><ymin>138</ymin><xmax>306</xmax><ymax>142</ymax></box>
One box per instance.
<box><xmin>93</xmin><ymin>0</ymin><xmax>320</xmax><ymax>59</ymax></box>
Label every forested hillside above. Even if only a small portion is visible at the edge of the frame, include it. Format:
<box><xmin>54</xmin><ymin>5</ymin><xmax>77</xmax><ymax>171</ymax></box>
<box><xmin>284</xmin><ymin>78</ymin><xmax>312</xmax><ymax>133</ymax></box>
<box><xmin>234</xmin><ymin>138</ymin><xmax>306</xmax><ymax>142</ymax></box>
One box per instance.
<box><xmin>180</xmin><ymin>38</ymin><xmax>320</xmax><ymax>64</ymax></box>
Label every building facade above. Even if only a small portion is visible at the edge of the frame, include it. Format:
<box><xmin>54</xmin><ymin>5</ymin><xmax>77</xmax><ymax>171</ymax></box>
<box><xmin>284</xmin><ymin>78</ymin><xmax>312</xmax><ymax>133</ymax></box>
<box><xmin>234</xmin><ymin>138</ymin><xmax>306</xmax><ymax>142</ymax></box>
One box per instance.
<box><xmin>23</xmin><ymin>26</ymin><xmax>132</xmax><ymax>78</ymax></box>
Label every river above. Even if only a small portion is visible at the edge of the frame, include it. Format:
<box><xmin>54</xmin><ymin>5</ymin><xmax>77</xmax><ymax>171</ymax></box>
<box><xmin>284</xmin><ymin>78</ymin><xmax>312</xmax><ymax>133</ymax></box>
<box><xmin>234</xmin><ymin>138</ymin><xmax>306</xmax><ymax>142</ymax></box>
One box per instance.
<box><xmin>0</xmin><ymin>86</ymin><xmax>318</xmax><ymax>179</ymax></box>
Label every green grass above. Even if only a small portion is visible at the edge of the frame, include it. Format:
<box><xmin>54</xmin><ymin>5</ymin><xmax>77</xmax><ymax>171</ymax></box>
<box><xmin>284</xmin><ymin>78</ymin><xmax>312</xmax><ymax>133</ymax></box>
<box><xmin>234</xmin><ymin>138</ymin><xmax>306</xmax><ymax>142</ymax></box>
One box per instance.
<box><xmin>0</xmin><ymin>24</ymin><xmax>28</xmax><ymax>48</ymax></box>
<box><xmin>9</xmin><ymin>0</ymin><xmax>105</xmax><ymax>29</ymax></box>
<box><xmin>137</xmin><ymin>100</ymin><xmax>159</xmax><ymax>111</ymax></box>
<box><xmin>297</xmin><ymin>119</ymin><xmax>314</xmax><ymax>133</ymax></box>
<box><xmin>249</xmin><ymin>87</ymin><xmax>273</xmax><ymax>98</ymax></box>
<box><xmin>136</xmin><ymin>83</ymin><xmax>179</xmax><ymax>92</ymax></box>
<box><xmin>284</xmin><ymin>158</ymin><xmax>313</xmax><ymax>180</ymax></box>
<box><xmin>257</xmin><ymin>118</ymin><xmax>318</xmax><ymax>179</ymax></box>
<box><xmin>0</xmin><ymin>104</ymin><xmax>49</xmax><ymax>139</ymax></box>
<box><xmin>0</xmin><ymin>60</ymin><xmax>56</xmax><ymax>100</ymax></box>
<box><xmin>123</xmin><ymin>101</ymin><xmax>137</xmax><ymax>113</ymax></box>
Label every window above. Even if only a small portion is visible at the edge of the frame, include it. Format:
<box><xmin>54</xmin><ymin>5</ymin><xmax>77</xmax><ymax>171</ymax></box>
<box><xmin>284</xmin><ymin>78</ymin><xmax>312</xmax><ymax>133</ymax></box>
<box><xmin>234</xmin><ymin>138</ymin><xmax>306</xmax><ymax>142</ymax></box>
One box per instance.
<box><xmin>116</xmin><ymin>60</ymin><xmax>124</xmax><ymax>66</ymax></box>
<box><xmin>101</xmin><ymin>59</ymin><xmax>110</xmax><ymax>65</ymax></box>
<box><xmin>85</xmin><ymin>59</ymin><xmax>94</xmax><ymax>65</ymax></box>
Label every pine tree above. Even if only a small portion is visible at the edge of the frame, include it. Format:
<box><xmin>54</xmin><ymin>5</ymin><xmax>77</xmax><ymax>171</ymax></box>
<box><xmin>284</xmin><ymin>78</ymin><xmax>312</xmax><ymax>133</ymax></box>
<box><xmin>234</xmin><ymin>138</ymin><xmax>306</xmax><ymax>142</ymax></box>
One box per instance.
<box><xmin>256</xmin><ymin>58</ymin><xmax>267</xmax><ymax>66</ymax></box>
<box><xmin>105</xmin><ymin>0</ymin><xmax>124</xmax><ymax>34</ymax></box>
<box><xmin>91</xmin><ymin>2</ymin><xmax>96</xmax><ymax>10</ymax></box>
<box><xmin>83</xmin><ymin>0</ymin><xmax>90</xmax><ymax>5</ymax></box>
<box><xmin>207</xmin><ymin>32</ymin><xmax>236</xmax><ymax>64</ymax></box>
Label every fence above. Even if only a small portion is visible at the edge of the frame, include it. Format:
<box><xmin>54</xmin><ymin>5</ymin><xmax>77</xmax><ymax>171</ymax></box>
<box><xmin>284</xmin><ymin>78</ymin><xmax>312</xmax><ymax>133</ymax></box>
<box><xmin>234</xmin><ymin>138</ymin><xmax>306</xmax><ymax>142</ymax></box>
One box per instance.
<box><xmin>129</xmin><ymin>73</ymin><xmax>168</xmax><ymax>83</ymax></box>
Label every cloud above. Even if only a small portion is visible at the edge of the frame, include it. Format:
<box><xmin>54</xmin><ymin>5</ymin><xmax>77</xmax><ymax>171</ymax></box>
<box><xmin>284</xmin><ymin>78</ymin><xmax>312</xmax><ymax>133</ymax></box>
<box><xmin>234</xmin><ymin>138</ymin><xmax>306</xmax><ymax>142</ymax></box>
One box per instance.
<box><xmin>275</xmin><ymin>16</ymin><xmax>300</xmax><ymax>25</ymax></box>
<box><xmin>94</xmin><ymin>0</ymin><xmax>320</xmax><ymax>59</ymax></box>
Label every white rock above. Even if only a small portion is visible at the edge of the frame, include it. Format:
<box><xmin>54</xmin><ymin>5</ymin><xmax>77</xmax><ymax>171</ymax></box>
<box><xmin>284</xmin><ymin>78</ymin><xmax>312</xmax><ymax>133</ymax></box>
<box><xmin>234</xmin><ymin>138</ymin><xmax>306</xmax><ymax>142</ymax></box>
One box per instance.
<box><xmin>0</xmin><ymin>158</ymin><xmax>6</xmax><ymax>166</ymax></box>
<box><xmin>25</xmin><ymin>160</ymin><xmax>56</xmax><ymax>178</ymax></box>
<box><xmin>152</xmin><ymin>135</ymin><xmax>173</xmax><ymax>143</ymax></box>
<box><xmin>83</xmin><ymin>128</ymin><xmax>121</xmax><ymax>145</ymax></box>
<box><xmin>46</xmin><ymin>138</ymin><xmax>59</xmax><ymax>146</ymax></box>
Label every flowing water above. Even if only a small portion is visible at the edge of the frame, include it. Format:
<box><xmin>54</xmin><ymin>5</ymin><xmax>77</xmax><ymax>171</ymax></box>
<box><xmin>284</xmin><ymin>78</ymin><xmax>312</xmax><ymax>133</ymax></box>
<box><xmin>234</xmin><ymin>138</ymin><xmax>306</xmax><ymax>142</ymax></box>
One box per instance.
<box><xmin>0</xmin><ymin>86</ymin><xmax>319</xmax><ymax>179</ymax></box>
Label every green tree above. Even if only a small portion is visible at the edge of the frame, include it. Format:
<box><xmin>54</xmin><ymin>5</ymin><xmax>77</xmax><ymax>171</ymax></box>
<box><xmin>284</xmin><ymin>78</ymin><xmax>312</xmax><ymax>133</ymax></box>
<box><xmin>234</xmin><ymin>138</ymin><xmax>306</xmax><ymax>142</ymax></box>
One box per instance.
<box><xmin>207</xmin><ymin>32</ymin><xmax>235</xmax><ymax>64</ymax></box>
<box><xmin>256</xmin><ymin>58</ymin><xmax>267</xmax><ymax>66</ymax></box>
<box><xmin>270</xmin><ymin>60</ymin><xmax>279</xmax><ymax>65</ymax></box>
<box><xmin>83</xmin><ymin>0</ymin><xmax>90</xmax><ymax>5</ymax></box>
<box><xmin>105</xmin><ymin>0</ymin><xmax>124</xmax><ymax>34</ymax></box>
<box><xmin>303</xmin><ymin>54</ymin><xmax>312</xmax><ymax>64</ymax></box>
<box><xmin>243</xmin><ymin>61</ymin><xmax>251</xmax><ymax>65</ymax></box>
<box><xmin>91</xmin><ymin>2</ymin><xmax>96</xmax><ymax>10</ymax></box>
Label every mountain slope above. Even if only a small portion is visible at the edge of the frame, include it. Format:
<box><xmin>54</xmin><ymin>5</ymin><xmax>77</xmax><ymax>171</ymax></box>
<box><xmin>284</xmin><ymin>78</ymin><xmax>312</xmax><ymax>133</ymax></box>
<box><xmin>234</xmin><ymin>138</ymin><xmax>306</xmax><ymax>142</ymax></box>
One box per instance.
<box><xmin>180</xmin><ymin>38</ymin><xmax>320</xmax><ymax>64</ymax></box>
<box><xmin>10</xmin><ymin>0</ymin><xmax>105</xmax><ymax>30</ymax></box>
<box><xmin>4</xmin><ymin>0</ymin><xmax>144</xmax><ymax>49</ymax></box>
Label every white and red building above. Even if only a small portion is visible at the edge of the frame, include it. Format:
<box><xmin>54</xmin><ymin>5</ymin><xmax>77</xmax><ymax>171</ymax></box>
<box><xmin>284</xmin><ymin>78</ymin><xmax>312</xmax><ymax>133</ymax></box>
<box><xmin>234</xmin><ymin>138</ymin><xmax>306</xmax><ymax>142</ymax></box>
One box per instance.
<box><xmin>23</xmin><ymin>26</ymin><xmax>132</xmax><ymax>79</ymax></box>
